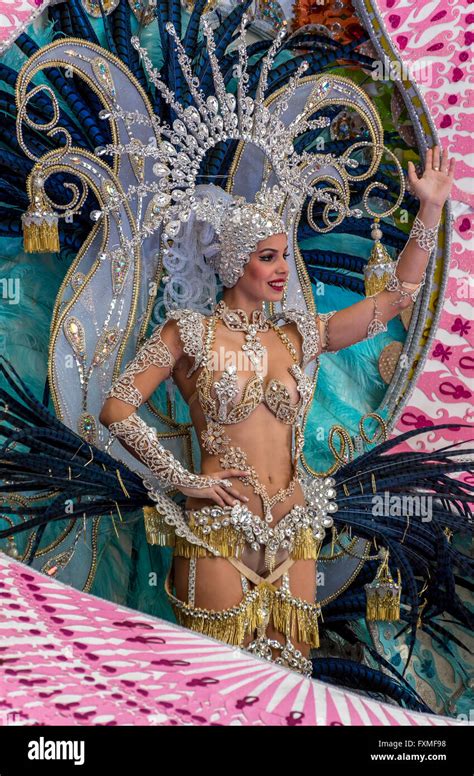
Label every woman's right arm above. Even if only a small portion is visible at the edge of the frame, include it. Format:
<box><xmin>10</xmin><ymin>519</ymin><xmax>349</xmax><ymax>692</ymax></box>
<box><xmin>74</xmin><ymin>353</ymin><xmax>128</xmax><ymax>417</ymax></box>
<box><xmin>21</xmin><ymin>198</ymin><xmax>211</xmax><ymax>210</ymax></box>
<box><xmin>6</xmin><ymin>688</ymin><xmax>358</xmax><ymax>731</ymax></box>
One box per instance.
<box><xmin>98</xmin><ymin>318</ymin><xmax>250</xmax><ymax>507</ymax></box>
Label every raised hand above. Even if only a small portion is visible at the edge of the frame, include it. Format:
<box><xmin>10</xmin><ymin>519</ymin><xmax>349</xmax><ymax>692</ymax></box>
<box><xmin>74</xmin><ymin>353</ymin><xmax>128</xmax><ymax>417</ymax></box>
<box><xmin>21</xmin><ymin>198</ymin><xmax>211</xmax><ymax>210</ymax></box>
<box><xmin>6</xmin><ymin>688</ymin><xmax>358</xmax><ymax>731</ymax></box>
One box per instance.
<box><xmin>407</xmin><ymin>144</ymin><xmax>455</xmax><ymax>208</ymax></box>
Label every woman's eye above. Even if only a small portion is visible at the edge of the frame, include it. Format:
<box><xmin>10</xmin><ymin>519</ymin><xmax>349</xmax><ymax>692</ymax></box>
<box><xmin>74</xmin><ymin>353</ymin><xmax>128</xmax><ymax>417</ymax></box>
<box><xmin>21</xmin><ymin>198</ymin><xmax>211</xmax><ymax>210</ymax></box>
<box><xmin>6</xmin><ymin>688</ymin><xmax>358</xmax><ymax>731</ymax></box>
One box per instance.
<box><xmin>259</xmin><ymin>252</ymin><xmax>289</xmax><ymax>261</ymax></box>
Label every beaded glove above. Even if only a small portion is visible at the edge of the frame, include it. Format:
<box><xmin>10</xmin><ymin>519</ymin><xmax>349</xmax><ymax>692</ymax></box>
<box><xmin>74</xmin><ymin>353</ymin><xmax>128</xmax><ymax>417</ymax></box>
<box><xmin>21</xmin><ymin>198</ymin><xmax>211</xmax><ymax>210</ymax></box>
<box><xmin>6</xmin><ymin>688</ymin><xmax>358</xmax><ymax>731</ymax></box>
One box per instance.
<box><xmin>108</xmin><ymin>412</ymin><xmax>232</xmax><ymax>491</ymax></box>
<box><xmin>103</xmin><ymin>321</ymin><xmax>231</xmax><ymax>492</ymax></box>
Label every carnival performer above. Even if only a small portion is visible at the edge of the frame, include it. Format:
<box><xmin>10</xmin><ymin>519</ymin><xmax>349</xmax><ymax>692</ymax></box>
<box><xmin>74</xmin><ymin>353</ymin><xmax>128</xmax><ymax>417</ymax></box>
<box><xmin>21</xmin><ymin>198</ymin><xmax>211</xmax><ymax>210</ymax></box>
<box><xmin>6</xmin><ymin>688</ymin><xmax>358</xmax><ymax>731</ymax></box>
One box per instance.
<box><xmin>98</xmin><ymin>144</ymin><xmax>454</xmax><ymax>677</ymax></box>
<box><xmin>1</xmin><ymin>6</ymin><xmax>471</xmax><ymax>701</ymax></box>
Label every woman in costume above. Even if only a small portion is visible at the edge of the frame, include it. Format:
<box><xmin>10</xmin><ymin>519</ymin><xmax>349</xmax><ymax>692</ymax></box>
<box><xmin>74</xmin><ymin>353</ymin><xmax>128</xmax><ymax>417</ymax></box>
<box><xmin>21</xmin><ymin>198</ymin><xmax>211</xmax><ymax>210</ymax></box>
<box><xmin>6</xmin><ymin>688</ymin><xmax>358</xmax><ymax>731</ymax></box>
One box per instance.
<box><xmin>0</xmin><ymin>3</ymin><xmax>472</xmax><ymax>707</ymax></box>
<box><xmin>99</xmin><ymin>141</ymin><xmax>453</xmax><ymax>677</ymax></box>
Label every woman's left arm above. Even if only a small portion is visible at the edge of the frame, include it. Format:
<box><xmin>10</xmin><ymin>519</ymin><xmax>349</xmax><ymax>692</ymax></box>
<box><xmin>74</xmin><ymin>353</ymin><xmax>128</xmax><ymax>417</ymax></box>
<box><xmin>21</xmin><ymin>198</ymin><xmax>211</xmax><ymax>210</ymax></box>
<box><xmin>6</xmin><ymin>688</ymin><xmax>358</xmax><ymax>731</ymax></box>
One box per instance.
<box><xmin>316</xmin><ymin>144</ymin><xmax>456</xmax><ymax>354</ymax></box>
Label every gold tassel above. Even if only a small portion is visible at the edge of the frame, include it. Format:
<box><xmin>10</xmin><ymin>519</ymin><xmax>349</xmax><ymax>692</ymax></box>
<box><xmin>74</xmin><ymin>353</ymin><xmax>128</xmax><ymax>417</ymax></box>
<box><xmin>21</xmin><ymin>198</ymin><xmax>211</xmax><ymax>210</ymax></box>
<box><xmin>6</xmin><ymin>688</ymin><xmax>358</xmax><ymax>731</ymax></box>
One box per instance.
<box><xmin>171</xmin><ymin>590</ymin><xmax>262</xmax><ymax>646</ymax></box>
<box><xmin>143</xmin><ymin>505</ymin><xmax>175</xmax><ymax>546</ymax></box>
<box><xmin>182</xmin><ymin>519</ymin><xmax>247</xmax><ymax>558</ymax></box>
<box><xmin>173</xmin><ymin>538</ymin><xmax>211</xmax><ymax>558</ymax></box>
<box><xmin>364</xmin><ymin>217</ymin><xmax>396</xmax><ymax>297</ymax></box>
<box><xmin>365</xmin><ymin>548</ymin><xmax>401</xmax><ymax>622</ymax></box>
<box><xmin>271</xmin><ymin>592</ymin><xmax>292</xmax><ymax>637</ymax></box>
<box><xmin>298</xmin><ymin>607</ymin><xmax>320</xmax><ymax>649</ymax></box>
<box><xmin>22</xmin><ymin>179</ymin><xmax>60</xmax><ymax>254</ymax></box>
<box><xmin>271</xmin><ymin>590</ymin><xmax>320</xmax><ymax>648</ymax></box>
<box><xmin>290</xmin><ymin>527</ymin><xmax>322</xmax><ymax>560</ymax></box>
<box><xmin>163</xmin><ymin>564</ymin><xmax>263</xmax><ymax>647</ymax></box>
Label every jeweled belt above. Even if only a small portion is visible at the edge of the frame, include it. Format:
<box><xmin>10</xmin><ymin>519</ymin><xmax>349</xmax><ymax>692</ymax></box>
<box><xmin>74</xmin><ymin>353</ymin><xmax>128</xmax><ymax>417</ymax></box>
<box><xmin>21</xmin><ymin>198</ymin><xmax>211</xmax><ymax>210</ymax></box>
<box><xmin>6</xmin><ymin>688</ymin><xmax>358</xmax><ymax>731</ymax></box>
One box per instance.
<box><xmin>184</xmin><ymin>502</ymin><xmax>328</xmax><ymax>565</ymax></box>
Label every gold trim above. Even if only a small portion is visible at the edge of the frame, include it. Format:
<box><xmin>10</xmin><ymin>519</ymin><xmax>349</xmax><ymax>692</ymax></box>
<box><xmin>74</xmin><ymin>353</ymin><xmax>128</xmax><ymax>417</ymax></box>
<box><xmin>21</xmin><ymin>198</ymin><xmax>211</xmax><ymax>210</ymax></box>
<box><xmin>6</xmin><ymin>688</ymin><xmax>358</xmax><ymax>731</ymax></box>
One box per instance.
<box><xmin>0</xmin><ymin>490</ymin><xmax>78</xmax><ymax>557</ymax></box>
<box><xmin>50</xmin><ymin>219</ymin><xmax>106</xmax><ymax>337</ymax></box>
<box><xmin>35</xmin><ymin>518</ymin><xmax>75</xmax><ymax>557</ymax></box>
<box><xmin>83</xmin><ymin>516</ymin><xmax>101</xmax><ymax>593</ymax></box>
<box><xmin>43</xmin><ymin>153</ymin><xmax>140</xmax><ymax>419</ymax></box>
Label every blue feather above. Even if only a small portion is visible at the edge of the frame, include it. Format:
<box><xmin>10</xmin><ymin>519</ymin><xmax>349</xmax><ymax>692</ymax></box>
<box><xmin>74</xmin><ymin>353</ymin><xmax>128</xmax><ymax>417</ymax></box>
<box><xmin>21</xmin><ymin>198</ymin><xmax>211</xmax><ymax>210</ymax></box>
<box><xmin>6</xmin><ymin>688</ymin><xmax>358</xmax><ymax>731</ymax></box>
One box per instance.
<box><xmin>111</xmin><ymin>0</ymin><xmax>148</xmax><ymax>92</ymax></box>
<box><xmin>67</xmin><ymin>0</ymin><xmax>101</xmax><ymax>45</ymax></box>
<box><xmin>15</xmin><ymin>33</ymin><xmax>108</xmax><ymax>149</ymax></box>
<box><xmin>311</xmin><ymin>657</ymin><xmax>432</xmax><ymax>712</ymax></box>
<box><xmin>183</xmin><ymin>0</ymin><xmax>207</xmax><ymax>58</ymax></box>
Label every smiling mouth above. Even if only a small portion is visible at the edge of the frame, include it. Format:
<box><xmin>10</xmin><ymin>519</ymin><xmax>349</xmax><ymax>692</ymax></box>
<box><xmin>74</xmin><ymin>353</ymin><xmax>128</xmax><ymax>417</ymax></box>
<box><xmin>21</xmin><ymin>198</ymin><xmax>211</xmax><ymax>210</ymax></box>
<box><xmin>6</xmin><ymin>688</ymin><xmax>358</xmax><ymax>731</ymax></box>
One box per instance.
<box><xmin>268</xmin><ymin>281</ymin><xmax>285</xmax><ymax>289</ymax></box>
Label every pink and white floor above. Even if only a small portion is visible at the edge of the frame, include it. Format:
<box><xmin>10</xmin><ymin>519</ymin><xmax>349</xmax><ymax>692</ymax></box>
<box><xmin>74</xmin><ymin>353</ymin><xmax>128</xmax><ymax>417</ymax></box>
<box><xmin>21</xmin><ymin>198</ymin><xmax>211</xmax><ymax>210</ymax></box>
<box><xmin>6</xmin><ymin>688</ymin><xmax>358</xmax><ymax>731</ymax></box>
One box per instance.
<box><xmin>0</xmin><ymin>553</ymin><xmax>465</xmax><ymax>726</ymax></box>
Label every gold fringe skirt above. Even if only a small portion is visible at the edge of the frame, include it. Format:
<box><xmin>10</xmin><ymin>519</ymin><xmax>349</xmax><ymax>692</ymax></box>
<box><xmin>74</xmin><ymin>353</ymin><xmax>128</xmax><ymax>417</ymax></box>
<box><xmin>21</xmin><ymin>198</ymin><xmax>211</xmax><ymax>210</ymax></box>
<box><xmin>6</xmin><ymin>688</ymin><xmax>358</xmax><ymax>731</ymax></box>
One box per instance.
<box><xmin>164</xmin><ymin>568</ymin><xmax>321</xmax><ymax>649</ymax></box>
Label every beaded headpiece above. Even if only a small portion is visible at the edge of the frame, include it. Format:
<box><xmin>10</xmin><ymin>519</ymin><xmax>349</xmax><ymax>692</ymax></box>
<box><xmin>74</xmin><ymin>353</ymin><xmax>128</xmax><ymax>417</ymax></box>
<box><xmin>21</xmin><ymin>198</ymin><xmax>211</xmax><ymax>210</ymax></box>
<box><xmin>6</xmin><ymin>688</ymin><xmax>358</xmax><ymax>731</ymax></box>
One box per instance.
<box><xmin>189</xmin><ymin>185</ymin><xmax>286</xmax><ymax>287</ymax></box>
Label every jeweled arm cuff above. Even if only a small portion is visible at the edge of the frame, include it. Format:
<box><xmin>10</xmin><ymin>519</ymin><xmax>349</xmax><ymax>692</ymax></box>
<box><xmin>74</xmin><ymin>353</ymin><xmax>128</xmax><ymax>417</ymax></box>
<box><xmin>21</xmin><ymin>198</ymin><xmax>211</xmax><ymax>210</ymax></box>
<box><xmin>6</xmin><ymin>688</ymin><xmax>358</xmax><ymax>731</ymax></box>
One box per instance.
<box><xmin>105</xmin><ymin>323</ymin><xmax>177</xmax><ymax>408</ymax></box>
<box><xmin>105</xmin><ymin>374</ymin><xmax>143</xmax><ymax>407</ymax></box>
<box><xmin>381</xmin><ymin>213</ymin><xmax>439</xmax><ymax>307</ymax></box>
<box><xmin>108</xmin><ymin>411</ymin><xmax>232</xmax><ymax>491</ymax></box>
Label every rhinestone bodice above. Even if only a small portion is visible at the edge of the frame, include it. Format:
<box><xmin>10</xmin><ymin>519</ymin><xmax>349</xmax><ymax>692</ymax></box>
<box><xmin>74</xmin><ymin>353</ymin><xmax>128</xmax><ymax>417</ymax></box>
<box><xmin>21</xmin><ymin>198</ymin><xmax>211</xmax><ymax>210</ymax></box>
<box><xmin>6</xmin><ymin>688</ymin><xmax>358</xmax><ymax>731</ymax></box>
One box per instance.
<box><xmin>183</xmin><ymin>302</ymin><xmax>315</xmax><ymax>426</ymax></box>
<box><xmin>166</xmin><ymin>301</ymin><xmax>321</xmax><ymax>523</ymax></box>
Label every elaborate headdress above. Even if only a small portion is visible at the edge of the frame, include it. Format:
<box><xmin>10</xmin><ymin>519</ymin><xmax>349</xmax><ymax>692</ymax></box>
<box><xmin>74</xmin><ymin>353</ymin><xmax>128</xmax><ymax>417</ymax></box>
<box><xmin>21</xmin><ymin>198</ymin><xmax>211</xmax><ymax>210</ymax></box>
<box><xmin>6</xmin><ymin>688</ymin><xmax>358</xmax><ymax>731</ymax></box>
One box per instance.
<box><xmin>93</xmin><ymin>16</ymin><xmax>363</xmax><ymax>307</ymax></box>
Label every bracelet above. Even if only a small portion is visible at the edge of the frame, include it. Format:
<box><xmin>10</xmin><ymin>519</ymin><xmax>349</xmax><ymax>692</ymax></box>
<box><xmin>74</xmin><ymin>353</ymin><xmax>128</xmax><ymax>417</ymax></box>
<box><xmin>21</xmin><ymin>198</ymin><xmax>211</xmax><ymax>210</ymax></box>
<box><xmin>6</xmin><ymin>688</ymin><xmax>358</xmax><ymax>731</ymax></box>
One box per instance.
<box><xmin>408</xmin><ymin>213</ymin><xmax>440</xmax><ymax>253</ymax></box>
<box><xmin>366</xmin><ymin>293</ymin><xmax>388</xmax><ymax>339</ymax></box>
<box><xmin>385</xmin><ymin>269</ymin><xmax>426</xmax><ymax>305</ymax></box>
<box><xmin>317</xmin><ymin>311</ymin><xmax>338</xmax><ymax>353</ymax></box>
<box><xmin>384</xmin><ymin>253</ymin><xmax>426</xmax><ymax>305</ymax></box>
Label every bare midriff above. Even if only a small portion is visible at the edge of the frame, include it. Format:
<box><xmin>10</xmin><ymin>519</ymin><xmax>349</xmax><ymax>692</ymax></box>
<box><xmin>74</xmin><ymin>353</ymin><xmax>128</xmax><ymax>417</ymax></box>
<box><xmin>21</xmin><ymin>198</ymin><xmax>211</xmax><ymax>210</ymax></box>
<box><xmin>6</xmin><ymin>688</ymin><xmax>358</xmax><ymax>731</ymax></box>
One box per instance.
<box><xmin>170</xmin><ymin>321</ymin><xmax>307</xmax><ymax>527</ymax></box>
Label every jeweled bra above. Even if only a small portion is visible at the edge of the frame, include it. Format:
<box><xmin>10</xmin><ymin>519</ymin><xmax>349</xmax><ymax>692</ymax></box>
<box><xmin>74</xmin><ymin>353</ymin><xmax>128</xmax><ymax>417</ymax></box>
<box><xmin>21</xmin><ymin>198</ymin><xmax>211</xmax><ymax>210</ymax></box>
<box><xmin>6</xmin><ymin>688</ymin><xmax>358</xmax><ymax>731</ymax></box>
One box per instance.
<box><xmin>186</xmin><ymin>301</ymin><xmax>314</xmax><ymax>426</ymax></box>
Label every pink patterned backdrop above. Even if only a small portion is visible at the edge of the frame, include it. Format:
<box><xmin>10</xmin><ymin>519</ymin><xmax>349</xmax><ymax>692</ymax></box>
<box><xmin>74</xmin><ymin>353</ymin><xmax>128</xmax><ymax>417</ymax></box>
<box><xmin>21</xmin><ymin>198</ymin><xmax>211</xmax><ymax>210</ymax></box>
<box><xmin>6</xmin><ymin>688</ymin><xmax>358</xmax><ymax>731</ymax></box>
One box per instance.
<box><xmin>0</xmin><ymin>552</ymin><xmax>464</xmax><ymax>726</ymax></box>
<box><xmin>380</xmin><ymin>0</ymin><xmax>474</xmax><ymax>450</ymax></box>
<box><xmin>0</xmin><ymin>0</ymin><xmax>472</xmax><ymax>726</ymax></box>
<box><xmin>0</xmin><ymin>0</ymin><xmax>48</xmax><ymax>53</ymax></box>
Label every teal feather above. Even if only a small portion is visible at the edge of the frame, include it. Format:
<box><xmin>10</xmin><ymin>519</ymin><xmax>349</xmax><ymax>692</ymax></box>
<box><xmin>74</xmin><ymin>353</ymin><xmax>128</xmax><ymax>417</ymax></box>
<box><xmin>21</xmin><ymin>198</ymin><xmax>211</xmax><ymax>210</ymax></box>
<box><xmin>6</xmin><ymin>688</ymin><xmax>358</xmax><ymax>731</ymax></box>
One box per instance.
<box><xmin>304</xmin><ymin>282</ymin><xmax>404</xmax><ymax>469</ymax></box>
<box><xmin>0</xmin><ymin>240</ymin><xmax>73</xmax><ymax>402</ymax></box>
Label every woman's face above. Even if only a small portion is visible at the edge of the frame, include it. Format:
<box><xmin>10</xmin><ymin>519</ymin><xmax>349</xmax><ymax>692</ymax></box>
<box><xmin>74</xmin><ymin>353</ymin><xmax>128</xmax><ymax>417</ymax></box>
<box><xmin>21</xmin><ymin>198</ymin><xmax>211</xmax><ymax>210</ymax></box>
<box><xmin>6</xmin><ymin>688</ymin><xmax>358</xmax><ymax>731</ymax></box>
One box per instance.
<box><xmin>235</xmin><ymin>233</ymin><xmax>289</xmax><ymax>301</ymax></box>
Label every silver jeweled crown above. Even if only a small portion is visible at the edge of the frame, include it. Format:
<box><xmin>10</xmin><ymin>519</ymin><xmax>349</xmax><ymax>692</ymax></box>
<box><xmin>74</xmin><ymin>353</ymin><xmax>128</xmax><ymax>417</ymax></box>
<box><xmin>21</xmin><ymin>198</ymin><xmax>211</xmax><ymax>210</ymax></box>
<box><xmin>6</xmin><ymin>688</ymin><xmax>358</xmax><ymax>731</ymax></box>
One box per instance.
<box><xmin>94</xmin><ymin>15</ymin><xmax>363</xmax><ymax>291</ymax></box>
